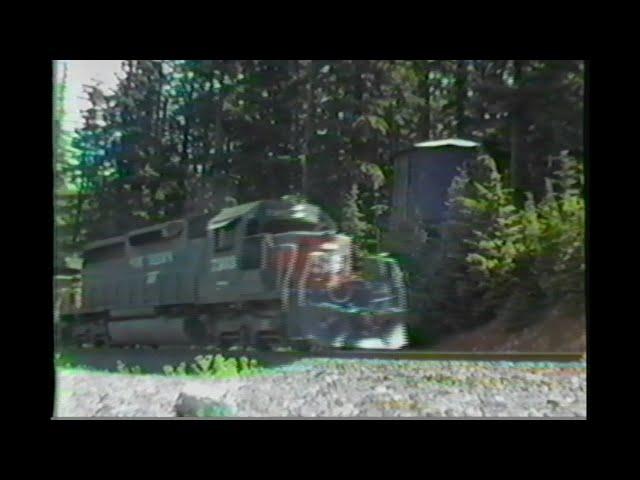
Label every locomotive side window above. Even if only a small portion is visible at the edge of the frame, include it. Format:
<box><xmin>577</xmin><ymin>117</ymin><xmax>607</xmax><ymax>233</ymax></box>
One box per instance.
<box><xmin>84</xmin><ymin>242</ymin><xmax>125</xmax><ymax>264</ymax></box>
<box><xmin>240</xmin><ymin>237</ymin><xmax>262</xmax><ymax>269</ymax></box>
<box><xmin>213</xmin><ymin>218</ymin><xmax>239</xmax><ymax>252</ymax></box>
<box><xmin>129</xmin><ymin>229</ymin><xmax>164</xmax><ymax>246</ymax></box>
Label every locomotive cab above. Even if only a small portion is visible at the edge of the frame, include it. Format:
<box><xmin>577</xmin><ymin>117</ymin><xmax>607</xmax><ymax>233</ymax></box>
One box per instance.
<box><xmin>205</xmin><ymin>200</ymin><xmax>337</xmax><ymax>282</ymax></box>
<box><xmin>198</xmin><ymin>198</ymin><xmax>407</xmax><ymax>348</ymax></box>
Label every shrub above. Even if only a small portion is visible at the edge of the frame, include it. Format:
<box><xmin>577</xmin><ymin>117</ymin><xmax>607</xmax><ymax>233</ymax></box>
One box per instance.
<box><xmin>116</xmin><ymin>360</ymin><xmax>144</xmax><ymax>375</ymax></box>
<box><xmin>418</xmin><ymin>153</ymin><xmax>585</xmax><ymax>334</ymax></box>
<box><xmin>341</xmin><ymin>184</ymin><xmax>371</xmax><ymax>248</ymax></box>
<box><xmin>56</xmin><ymin>353</ymin><xmax>263</xmax><ymax>378</ymax></box>
<box><xmin>465</xmin><ymin>153</ymin><xmax>584</xmax><ymax>305</ymax></box>
<box><xmin>162</xmin><ymin>362</ymin><xmax>188</xmax><ymax>376</ymax></box>
<box><xmin>406</xmin><ymin>324</ymin><xmax>434</xmax><ymax>348</ymax></box>
<box><xmin>163</xmin><ymin>354</ymin><xmax>262</xmax><ymax>379</ymax></box>
<box><xmin>55</xmin><ymin>352</ymin><xmax>76</xmax><ymax>369</ymax></box>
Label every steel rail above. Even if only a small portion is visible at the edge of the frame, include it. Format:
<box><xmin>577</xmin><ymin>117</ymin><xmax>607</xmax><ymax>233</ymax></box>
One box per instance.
<box><xmin>57</xmin><ymin>346</ymin><xmax>585</xmax><ymax>373</ymax></box>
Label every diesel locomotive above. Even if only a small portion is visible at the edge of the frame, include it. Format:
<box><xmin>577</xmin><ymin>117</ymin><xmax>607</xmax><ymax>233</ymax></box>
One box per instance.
<box><xmin>59</xmin><ymin>199</ymin><xmax>408</xmax><ymax>350</ymax></box>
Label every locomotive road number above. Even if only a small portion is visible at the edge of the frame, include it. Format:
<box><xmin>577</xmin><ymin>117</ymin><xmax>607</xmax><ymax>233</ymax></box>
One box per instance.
<box><xmin>211</xmin><ymin>256</ymin><xmax>237</xmax><ymax>272</ymax></box>
<box><xmin>145</xmin><ymin>271</ymin><xmax>160</xmax><ymax>284</ymax></box>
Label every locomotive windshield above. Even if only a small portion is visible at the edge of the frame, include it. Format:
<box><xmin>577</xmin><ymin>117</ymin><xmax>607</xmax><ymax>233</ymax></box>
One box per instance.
<box><xmin>213</xmin><ymin>218</ymin><xmax>239</xmax><ymax>252</ymax></box>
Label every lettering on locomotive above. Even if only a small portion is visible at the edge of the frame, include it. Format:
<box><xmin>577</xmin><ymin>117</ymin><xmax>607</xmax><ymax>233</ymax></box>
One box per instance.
<box><xmin>211</xmin><ymin>256</ymin><xmax>237</xmax><ymax>272</ymax></box>
<box><xmin>148</xmin><ymin>251</ymin><xmax>173</xmax><ymax>266</ymax></box>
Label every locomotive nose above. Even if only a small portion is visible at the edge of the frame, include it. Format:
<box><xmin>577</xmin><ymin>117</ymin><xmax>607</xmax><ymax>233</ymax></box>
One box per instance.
<box><xmin>271</xmin><ymin>233</ymin><xmax>350</xmax><ymax>263</ymax></box>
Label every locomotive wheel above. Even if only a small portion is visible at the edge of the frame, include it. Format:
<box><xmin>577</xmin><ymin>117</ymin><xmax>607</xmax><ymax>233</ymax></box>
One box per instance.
<box><xmin>253</xmin><ymin>333</ymin><xmax>269</xmax><ymax>351</ymax></box>
<box><xmin>219</xmin><ymin>332</ymin><xmax>235</xmax><ymax>350</ymax></box>
<box><xmin>184</xmin><ymin>317</ymin><xmax>207</xmax><ymax>345</ymax></box>
<box><xmin>254</xmin><ymin>332</ymin><xmax>281</xmax><ymax>351</ymax></box>
<box><xmin>201</xmin><ymin>317</ymin><xmax>221</xmax><ymax>349</ymax></box>
<box><xmin>94</xmin><ymin>315</ymin><xmax>112</xmax><ymax>348</ymax></box>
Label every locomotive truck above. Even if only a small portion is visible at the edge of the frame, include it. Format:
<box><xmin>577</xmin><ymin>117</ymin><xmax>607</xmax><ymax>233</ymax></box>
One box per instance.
<box><xmin>59</xmin><ymin>199</ymin><xmax>408</xmax><ymax>350</ymax></box>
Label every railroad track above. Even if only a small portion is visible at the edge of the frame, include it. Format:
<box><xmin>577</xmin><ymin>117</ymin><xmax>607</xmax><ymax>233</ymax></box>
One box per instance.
<box><xmin>56</xmin><ymin>346</ymin><xmax>585</xmax><ymax>375</ymax></box>
<box><xmin>298</xmin><ymin>350</ymin><xmax>585</xmax><ymax>362</ymax></box>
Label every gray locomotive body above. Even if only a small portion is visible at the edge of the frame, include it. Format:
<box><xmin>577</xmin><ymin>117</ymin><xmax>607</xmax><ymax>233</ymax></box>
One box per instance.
<box><xmin>63</xmin><ymin>199</ymin><xmax>408</xmax><ymax>350</ymax></box>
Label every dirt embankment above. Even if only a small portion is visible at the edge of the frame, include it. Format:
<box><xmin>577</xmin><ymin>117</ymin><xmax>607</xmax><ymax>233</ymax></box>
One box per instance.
<box><xmin>433</xmin><ymin>302</ymin><xmax>586</xmax><ymax>353</ymax></box>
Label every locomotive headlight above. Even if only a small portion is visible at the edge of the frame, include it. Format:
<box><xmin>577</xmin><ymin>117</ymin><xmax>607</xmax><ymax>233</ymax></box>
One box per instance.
<box><xmin>311</xmin><ymin>249</ymin><xmax>343</xmax><ymax>274</ymax></box>
<box><xmin>319</xmin><ymin>242</ymin><xmax>339</xmax><ymax>250</ymax></box>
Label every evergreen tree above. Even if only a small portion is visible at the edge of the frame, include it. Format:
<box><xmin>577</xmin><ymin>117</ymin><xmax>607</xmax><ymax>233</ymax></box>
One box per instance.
<box><xmin>59</xmin><ymin>60</ymin><xmax>585</xmax><ymax>322</ymax></box>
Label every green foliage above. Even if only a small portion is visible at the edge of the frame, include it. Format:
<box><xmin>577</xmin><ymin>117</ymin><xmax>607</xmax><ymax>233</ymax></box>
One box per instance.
<box><xmin>461</xmin><ymin>156</ymin><xmax>524</xmax><ymax>283</ymax></box>
<box><xmin>359</xmin><ymin>162</ymin><xmax>386</xmax><ymax>190</ymax></box>
<box><xmin>163</xmin><ymin>354</ymin><xmax>262</xmax><ymax>379</ymax></box>
<box><xmin>116</xmin><ymin>360</ymin><xmax>144</xmax><ymax>375</ymax></box>
<box><xmin>54</xmin><ymin>352</ymin><xmax>76</xmax><ymax>369</ymax></box>
<box><xmin>162</xmin><ymin>361</ymin><xmax>188</xmax><ymax>376</ymax></box>
<box><xmin>465</xmin><ymin>154</ymin><xmax>584</xmax><ymax>299</ymax></box>
<box><xmin>55</xmin><ymin>352</ymin><xmax>262</xmax><ymax>379</ymax></box>
<box><xmin>54</xmin><ymin>352</ymin><xmax>95</xmax><ymax>372</ymax></box>
<box><xmin>406</xmin><ymin>325</ymin><xmax>434</xmax><ymax>348</ymax></box>
<box><xmin>423</xmin><ymin>152</ymin><xmax>585</xmax><ymax>334</ymax></box>
<box><xmin>341</xmin><ymin>184</ymin><xmax>370</xmax><ymax>242</ymax></box>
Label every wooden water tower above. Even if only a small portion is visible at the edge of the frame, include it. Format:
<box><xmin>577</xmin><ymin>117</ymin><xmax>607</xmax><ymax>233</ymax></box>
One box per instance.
<box><xmin>384</xmin><ymin>138</ymin><xmax>480</xmax><ymax>254</ymax></box>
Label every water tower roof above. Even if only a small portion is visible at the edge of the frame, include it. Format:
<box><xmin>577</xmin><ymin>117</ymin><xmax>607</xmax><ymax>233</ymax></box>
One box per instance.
<box><xmin>413</xmin><ymin>138</ymin><xmax>480</xmax><ymax>148</ymax></box>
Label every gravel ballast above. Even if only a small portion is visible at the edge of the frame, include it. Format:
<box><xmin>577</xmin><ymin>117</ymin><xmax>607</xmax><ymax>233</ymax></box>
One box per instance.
<box><xmin>55</xmin><ymin>358</ymin><xmax>586</xmax><ymax>418</ymax></box>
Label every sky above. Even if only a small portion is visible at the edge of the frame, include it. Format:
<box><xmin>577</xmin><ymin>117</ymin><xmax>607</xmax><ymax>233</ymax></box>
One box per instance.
<box><xmin>57</xmin><ymin>60</ymin><xmax>123</xmax><ymax>131</ymax></box>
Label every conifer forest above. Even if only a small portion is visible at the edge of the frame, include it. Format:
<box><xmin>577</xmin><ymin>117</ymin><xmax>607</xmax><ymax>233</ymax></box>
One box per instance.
<box><xmin>54</xmin><ymin>60</ymin><xmax>585</xmax><ymax>345</ymax></box>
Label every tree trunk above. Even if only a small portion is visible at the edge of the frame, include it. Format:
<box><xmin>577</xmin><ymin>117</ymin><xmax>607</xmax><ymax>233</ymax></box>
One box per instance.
<box><xmin>215</xmin><ymin>67</ymin><xmax>224</xmax><ymax>172</ymax></box>
<box><xmin>351</xmin><ymin>61</ymin><xmax>364</xmax><ymax>168</ymax></box>
<box><xmin>510</xmin><ymin>60</ymin><xmax>526</xmax><ymax>197</ymax></box>
<box><xmin>454</xmin><ymin>60</ymin><xmax>467</xmax><ymax>137</ymax></box>
<box><xmin>302</xmin><ymin>60</ymin><xmax>315</xmax><ymax>198</ymax></box>
<box><xmin>199</xmin><ymin>72</ymin><xmax>215</xmax><ymax>177</ymax></box>
<box><xmin>71</xmin><ymin>189</ymin><xmax>88</xmax><ymax>246</ymax></box>
<box><xmin>177</xmin><ymin>81</ymin><xmax>196</xmax><ymax>217</ymax></box>
<box><xmin>422</xmin><ymin>62</ymin><xmax>431</xmax><ymax>139</ymax></box>
<box><xmin>182</xmin><ymin>116</ymin><xmax>191</xmax><ymax>163</ymax></box>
